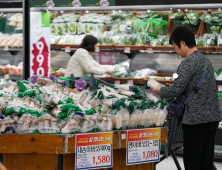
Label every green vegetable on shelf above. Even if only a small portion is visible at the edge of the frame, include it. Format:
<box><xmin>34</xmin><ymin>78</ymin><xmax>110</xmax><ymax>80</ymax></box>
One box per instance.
<box><xmin>210</xmin><ymin>26</ymin><xmax>222</xmax><ymax>34</ymax></box>
<box><xmin>183</xmin><ymin>10</ymin><xmax>201</xmax><ymax>25</ymax></box>
<box><xmin>218</xmin><ymin>35</ymin><xmax>222</xmax><ymax>47</ymax></box>
<box><xmin>203</xmin><ymin>34</ymin><xmax>217</xmax><ymax>47</ymax></box>
<box><xmin>196</xmin><ymin>38</ymin><xmax>203</xmax><ymax>47</ymax></box>
<box><xmin>170</xmin><ymin>12</ymin><xmax>185</xmax><ymax>20</ymax></box>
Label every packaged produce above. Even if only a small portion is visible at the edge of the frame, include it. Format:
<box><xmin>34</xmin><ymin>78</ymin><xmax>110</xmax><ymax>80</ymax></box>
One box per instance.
<box><xmin>58</xmin><ymin>35</ymin><xmax>70</xmax><ymax>44</ymax></box>
<box><xmin>155</xmin><ymin>107</ymin><xmax>167</xmax><ymax>126</ymax></box>
<box><xmin>218</xmin><ymin>34</ymin><xmax>222</xmax><ymax>47</ymax></box>
<box><xmin>68</xmin><ymin>22</ymin><xmax>77</xmax><ymax>34</ymax></box>
<box><xmin>200</xmin><ymin>14</ymin><xmax>212</xmax><ymax>25</ymax></box>
<box><xmin>170</xmin><ymin>12</ymin><xmax>185</xmax><ymax>20</ymax></box>
<box><xmin>196</xmin><ymin>37</ymin><xmax>204</xmax><ymax>47</ymax></box>
<box><xmin>51</xmin><ymin>24</ymin><xmax>56</xmax><ymax>34</ymax></box>
<box><xmin>55</xmin><ymin>24</ymin><xmax>62</xmax><ymax>35</ymax></box>
<box><xmin>203</xmin><ymin>34</ymin><xmax>217</xmax><ymax>47</ymax></box>
<box><xmin>210</xmin><ymin>25</ymin><xmax>222</xmax><ymax>34</ymax></box>
<box><xmin>61</xmin><ymin>23</ymin><xmax>69</xmax><ymax>34</ymax></box>
<box><xmin>183</xmin><ymin>10</ymin><xmax>201</xmax><ymax>25</ymax></box>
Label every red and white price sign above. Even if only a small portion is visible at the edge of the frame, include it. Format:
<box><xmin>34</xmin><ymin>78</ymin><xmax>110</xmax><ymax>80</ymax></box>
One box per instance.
<box><xmin>75</xmin><ymin>132</ymin><xmax>113</xmax><ymax>170</ymax></box>
<box><xmin>127</xmin><ymin>128</ymin><xmax>161</xmax><ymax>165</ymax></box>
<box><xmin>30</xmin><ymin>12</ymin><xmax>50</xmax><ymax>78</ymax></box>
<box><xmin>124</xmin><ymin>47</ymin><xmax>130</xmax><ymax>53</ymax></box>
<box><xmin>31</xmin><ymin>37</ymin><xmax>50</xmax><ymax>77</ymax></box>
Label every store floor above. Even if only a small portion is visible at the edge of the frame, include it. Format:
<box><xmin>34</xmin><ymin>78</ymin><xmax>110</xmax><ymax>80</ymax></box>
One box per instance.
<box><xmin>157</xmin><ymin>155</ymin><xmax>222</xmax><ymax>170</ymax></box>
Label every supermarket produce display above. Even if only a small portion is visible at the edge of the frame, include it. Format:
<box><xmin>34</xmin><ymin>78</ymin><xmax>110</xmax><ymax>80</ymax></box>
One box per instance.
<box><xmin>49</xmin><ymin>10</ymin><xmax>222</xmax><ymax>52</ymax></box>
<box><xmin>0</xmin><ymin>75</ymin><xmax>167</xmax><ymax>134</ymax></box>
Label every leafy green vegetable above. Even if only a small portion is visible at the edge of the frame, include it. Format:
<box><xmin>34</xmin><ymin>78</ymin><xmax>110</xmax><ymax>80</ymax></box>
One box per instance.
<box><xmin>170</xmin><ymin>12</ymin><xmax>185</xmax><ymax>20</ymax></box>
<box><xmin>183</xmin><ymin>10</ymin><xmax>201</xmax><ymax>25</ymax></box>
<box><xmin>203</xmin><ymin>34</ymin><xmax>217</xmax><ymax>47</ymax></box>
<box><xmin>196</xmin><ymin>38</ymin><xmax>203</xmax><ymax>47</ymax></box>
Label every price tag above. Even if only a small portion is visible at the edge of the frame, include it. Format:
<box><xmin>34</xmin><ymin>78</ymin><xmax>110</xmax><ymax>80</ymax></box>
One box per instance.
<box><xmin>146</xmin><ymin>48</ymin><xmax>153</xmax><ymax>53</ymax></box>
<box><xmin>95</xmin><ymin>46</ymin><xmax>100</xmax><ymax>52</ymax></box>
<box><xmin>75</xmin><ymin>132</ymin><xmax>113</xmax><ymax>170</ymax></box>
<box><xmin>124</xmin><ymin>47</ymin><xmax>130</xmax><ymax>53</ymax></box>
<box><xmin>65</xmin><ymin>46</ymin><xmax>71</xmax><ymax>52</ymax></box>
<box><xmin>126</xmin><ymin>128</ymin><xmax>161</xmax><ymax>165</ymax></box>
<box><xmin>114</xmin><ymin>80</ymin><xmax>120</xmax><ymax>84</ymax></box>
<box><xmin>4</xmin><ymin>46</ymin><xmax>9</xmax><ymax>51</ymax></box>
<box><xmin>218</xmin><ymin>85</ymin><xmax>222</xmax><ymax>91</ymax></box>
<box><xmin>127</xmin><ymin>80</ymin><xmax>134</xmax><ymax>85</ymax></box>
<box><xmin>4</xmin><ymin>74</ymin><xmax>9</xmax><ymax>80</ymax></box>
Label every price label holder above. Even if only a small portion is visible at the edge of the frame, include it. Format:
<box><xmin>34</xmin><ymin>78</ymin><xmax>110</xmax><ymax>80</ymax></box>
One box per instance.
<box><xmin>218</xmin><ymin>85</ymin><xmax>222</xmax><ymax>92</ymax></box>
<box><xmin>65</xmin><ymin>46</ymin><xmax>71</xmax><ymax>53</ymax></box>
<box><xmin>75</xmin><ymin>132</ymin><xmax>113</xmax><ymax>170</ymax></box>
<box><xmin>95</xmin><ymin>46</ymin><xmax>100</xmax><ymax>52</ymax></box>
<box><xmin>126</xmin><ymin>128</ymin><xmax>161</xmax><ymax>165</ymax></box>
<box><xmin>127</xmin><ymin>80</ymin><xmax>134</xmax><ymax>85</ymax></box>
<box><xmin>146</xmin><ymin>48</ymin><xmax>153</xmax><ymax>53</ymax></box>
<box><xmin>4</xmin><ymin>46</ymin><xmax>9</xmax><ymax>51</ymax></box>
<box><xmin>124</xmin><ymin>47</ymin><xmax>130</xmax><ymax>53</ymax></box>
<box><xmin>114</xmin><ymin>80</ymin><xmax>120</xmax><ymax>84</ymax></box>
<box><xmin>4</xmin><ymin>74</ymin><xmax>9</xmax><ymax>80</ymax></box>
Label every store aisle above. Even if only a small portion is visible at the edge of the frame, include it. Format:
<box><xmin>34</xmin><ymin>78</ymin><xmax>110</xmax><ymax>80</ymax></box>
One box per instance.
<box><xmin>157</xmin><ymin>155</ymin><xmax>222</xmax><ymax>170</ymax></box>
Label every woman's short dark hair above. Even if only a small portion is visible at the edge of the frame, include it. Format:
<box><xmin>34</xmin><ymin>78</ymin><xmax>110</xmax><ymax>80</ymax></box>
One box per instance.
<box><xmin>169</xmin><ymin>26</ymin><xmax>196</xmax><ymax>48</ymax></box>
<box><xmin>80</xmin><ymin>35</ymin><xmax>98</xmax><ymax>52</ymax></box>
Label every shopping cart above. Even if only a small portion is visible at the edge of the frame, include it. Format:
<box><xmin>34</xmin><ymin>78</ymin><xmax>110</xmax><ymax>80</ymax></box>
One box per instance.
<box><xmin>155</xmin><ymin>107</ymin><xmax>219</xmax><ymax>170</ymax></box>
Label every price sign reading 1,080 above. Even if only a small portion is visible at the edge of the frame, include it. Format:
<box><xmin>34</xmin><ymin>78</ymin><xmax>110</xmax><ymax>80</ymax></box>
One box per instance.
<box><xmin>127</xmin><ymin>128</ymin><xmax>161</xmax><ymax>165</ymax></box>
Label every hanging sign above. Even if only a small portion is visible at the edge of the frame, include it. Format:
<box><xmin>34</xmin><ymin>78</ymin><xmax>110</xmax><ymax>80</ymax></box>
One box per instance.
<box><xmin>75</xmin><ymin>132</ymin><xmax>113</xmax><ymax>170</ymax></box>
<box><xmin>30</xmin><ymin>12</ymin><xmax>51</xmax><ymax>78</ymax></box>
<box><xmin>30</xmin><ymin>0</ymin><xmax>115</xmax><ymax>7</ymax></box>
<box><xmin>126</xmin><ymin>128</ymin><xmax>161</xmax><ymax>165</ymax></box>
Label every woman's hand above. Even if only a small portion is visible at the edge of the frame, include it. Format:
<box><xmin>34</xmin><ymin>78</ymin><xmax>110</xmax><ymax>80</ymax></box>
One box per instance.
<box><xmin>152</xmin><ymin>84</ymin><xmax>161</xmax><ymax>95</ymax></box>
<box><xmin>105</xmin><ymin>70</ymin><xmax>114</xmax><ymax>75</ymax></box>
<box><xmin>166</xmin><ymin>83</ymin><xmax>172</xmax><ymax>86</ymax></box>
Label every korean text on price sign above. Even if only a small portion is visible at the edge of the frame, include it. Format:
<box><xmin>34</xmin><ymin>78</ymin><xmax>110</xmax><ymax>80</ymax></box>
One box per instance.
<box><xmin>127</xmin><ymin>128</ymin><xmax>161</xmax><ymax>165</ymax></box>
<box><xmin>75</xmin><ymin>132</ymin><xmax>113</xmax><ymax>170</ymax></box>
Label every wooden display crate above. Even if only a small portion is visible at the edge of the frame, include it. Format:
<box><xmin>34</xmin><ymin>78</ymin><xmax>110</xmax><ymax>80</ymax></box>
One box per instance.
<box><xmin>144</xmin><ymin>73</ymin><xmax>174</xmax><ymax>85</ymax></box>
<box><xmin>0</xmin><ymin>127</ymin><xmax>167</xmax><ymax>170</ymax></box>
<box><xmin>112</xmin><ymin>76</ymin><xmax>147</xmax><ymax>84</ymax></box>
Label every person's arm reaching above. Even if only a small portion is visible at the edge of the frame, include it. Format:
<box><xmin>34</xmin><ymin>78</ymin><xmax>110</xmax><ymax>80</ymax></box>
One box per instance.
<box><xmin>76</xmin><ymin>52</ymin><xmax>105</xmax><ymax>75</ymax></box>
<box><xmin>159</xmin><ymin>57</ymin><xmax>196</xmax><ymax>98</ymax></box>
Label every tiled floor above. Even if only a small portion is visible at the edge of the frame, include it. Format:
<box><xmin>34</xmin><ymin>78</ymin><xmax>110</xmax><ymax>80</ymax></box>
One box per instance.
<box><xmin>157</xmin><ymin>155</ymin><xmax>222</xmax><ymax>170</ymax></box>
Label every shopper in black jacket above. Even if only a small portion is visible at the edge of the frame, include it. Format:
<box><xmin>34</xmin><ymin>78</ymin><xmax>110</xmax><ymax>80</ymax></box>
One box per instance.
<box><xmin>153</xmin><ymin>26</ymin><xmax>222</xmax><ymax>170</ymax></box>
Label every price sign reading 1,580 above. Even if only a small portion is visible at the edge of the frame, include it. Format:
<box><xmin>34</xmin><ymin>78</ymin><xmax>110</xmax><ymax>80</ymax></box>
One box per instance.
<box><xmin>93</xmin><ymin>155</ymin><xmax>110</xmax><ymax>165</ymax></box>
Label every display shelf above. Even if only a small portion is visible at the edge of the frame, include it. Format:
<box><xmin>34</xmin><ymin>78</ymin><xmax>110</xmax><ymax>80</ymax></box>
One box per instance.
<box><xmin>51</xmin><ymin>44</ymin><xmax>222</xmax><ymax>53</ymax></box>
<box><xmin>0</xmin><ymin>47</ymin><xmax>23</xmax><ymax>52</ymax></box>
<box><xmin>0</xmin><ymin>75</ymin><xmax>23</xmax><ymax>80</ymax></box>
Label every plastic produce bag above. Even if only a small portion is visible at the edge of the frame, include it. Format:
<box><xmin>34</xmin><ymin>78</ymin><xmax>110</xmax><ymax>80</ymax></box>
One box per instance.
<box><xmin>203</xmin><ymin>34</ymin><xmax>217</xmax><ymax>47</ymax></box>
<box><xmin>210</xmin><ymin>26</ymin><xmax>221</xmax><ymax>34</ymax></box>
<box><xmin>61</xmin><ymin>23</ymin><xmax>69</xmax><ymax>34</ymax></box>
<box><xmin>68</xmin><ymin>22</ymin><xmax>77</xmax><ymax>34</ymax></box>
<box><xmin>200</xmin><ymin>14</ymin><xmax>212</xmax><ymax>25</ymax></box>
<box><xmin>95</xmin><ymin>23</ymin><xmax>105</xmax><ymax>33</ymax></box>
<box><xmin>183</xmin><ymin>10</ymin><xmax>201</xmax><ymax>25</ymax></box>
<box><xmin>218</xmin><ymin>34</ymin><xmax>222</xmax><ymax>47</ymax></box>
<box><xmin>196</xmin><ymin>37</ymin><xmax>204</xmax><ymax>47</ymax></box>
<box><xmin>141</xmin><ymin>108</ymin><xmax>155</xmax><ymax>127</ymax></box>
<box><xmin>100</xmin><ymin>114</ymin><xmax>112</xmax><ymax>131</ymax></box>
<box><xmin>170</xmin><ymin>12</ymin><xmax>185</xmax><ymax>20</ymax></box>
<box><xmin>155</xmin><ymin>107</ymin><xmax>167</xmax><ymax>126</ymax></box>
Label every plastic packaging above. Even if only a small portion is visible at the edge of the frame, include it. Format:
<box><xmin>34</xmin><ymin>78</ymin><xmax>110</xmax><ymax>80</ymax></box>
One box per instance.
<box><xmin>155</xmin><ymin>107</ymin><xmax>167</xmax><ymax>126</ymax></box>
